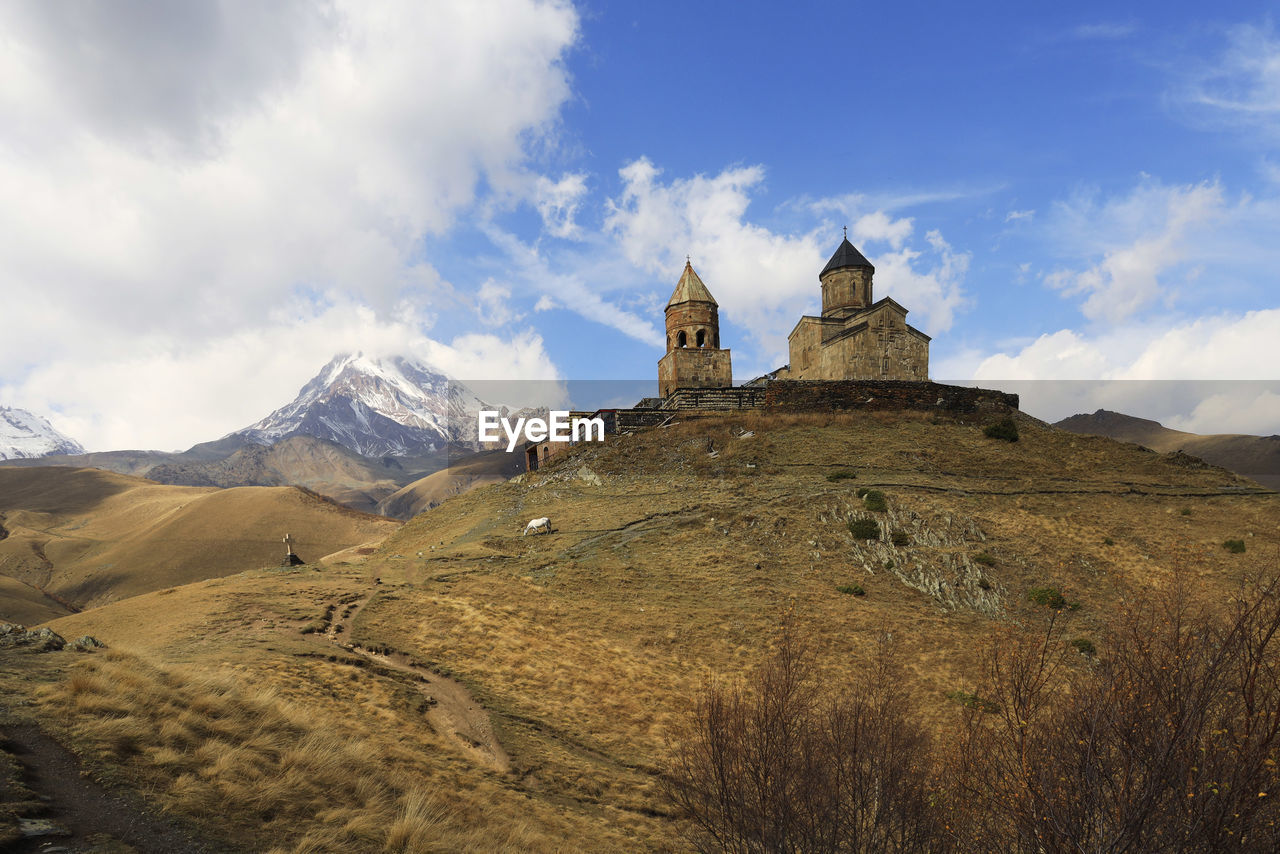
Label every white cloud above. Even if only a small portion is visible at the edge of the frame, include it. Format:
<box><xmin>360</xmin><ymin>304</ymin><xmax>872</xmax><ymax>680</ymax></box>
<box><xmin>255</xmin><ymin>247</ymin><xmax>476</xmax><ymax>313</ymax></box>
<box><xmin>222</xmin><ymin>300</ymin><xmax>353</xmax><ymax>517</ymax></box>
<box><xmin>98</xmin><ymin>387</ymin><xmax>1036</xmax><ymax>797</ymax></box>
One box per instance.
<box><xmin>1005</xmin><ymin>209</ymin><xmax>1035</xmax><ymax>223</ymax></box>
<box><xmin>973</xmin><ymin>309</ymin><xmax>1280</xmax><ymax>382</ymax></box>
<box><xmin>1070</xmin><ymin>22</ymin><xmax>1138</xmax><ymax>41</ymax></box>
<box><xmin>1166</xmin><ymin>388</ymin><xmax>1280</xmax><ymax>436</ymax></box>
<box><xmin>871</xmin><ymin>230</ymin><xmax>969</xmax><ymax>333</ymax></box>
<box><xmin>0</xmin><ymin>302</ymin><xmax>558</xmax><ymax>451</ymax></box>
<box><xmin>488</xmin><ymin>227</ymin><xmax>662</xmax><ymax>346</ymax></box>
<box><xmin>0</xmin><ymin>0</ymin><xmax>579</xmax><ymax>449</ymax></box>
<box><xmin>476</xmin><ymin>279</ymin><xmax>523</xmax><ymax>327</ymax></box>
<box><xmin>851</xmin><ymin>211</ymin><xmax>912</xmax><ymax>249</ymax></box>
<box><xmin>1183</xmin><ymin>23</ymin><xmax>1280</xmax><ymax>132</ymax></box>
<box><xmin>534</xmin><ymin>172</ymin><xmax>589</xmax><ymax>239</ymax></box>
<box><xmin>958</xmin><ymin>310</ymin><xmax>1280</xmax><ymax>433</ymax></box>
<box><xmin>1043</xmin><ymin>180</ymin><xmax>1226</xmax><ymax>322</ymax></box>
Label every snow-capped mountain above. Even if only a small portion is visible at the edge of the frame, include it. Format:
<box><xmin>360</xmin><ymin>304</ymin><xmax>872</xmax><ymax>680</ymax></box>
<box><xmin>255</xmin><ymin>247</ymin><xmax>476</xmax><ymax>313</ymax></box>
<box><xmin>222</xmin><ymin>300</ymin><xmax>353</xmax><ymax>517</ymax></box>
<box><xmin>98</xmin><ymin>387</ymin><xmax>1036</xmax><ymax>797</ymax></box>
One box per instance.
<box><xmin>232</xmin><ymin>353</ymin><xmax>499</xmax><ymax>457</ymax></box>
<box><xmin>0</xmin><ymin>406</ymin><xmax>86</xmax><ymax>460</ymax></box>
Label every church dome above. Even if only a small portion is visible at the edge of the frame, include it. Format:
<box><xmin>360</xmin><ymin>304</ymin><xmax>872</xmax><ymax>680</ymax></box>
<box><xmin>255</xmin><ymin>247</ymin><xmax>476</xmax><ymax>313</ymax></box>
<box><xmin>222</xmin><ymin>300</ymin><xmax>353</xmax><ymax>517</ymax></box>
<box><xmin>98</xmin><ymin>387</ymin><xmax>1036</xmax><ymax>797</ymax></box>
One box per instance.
<box><xmin>821</xmin><ymin>237</ymin><xmax>874</xmax><ymax>275</ymax></box>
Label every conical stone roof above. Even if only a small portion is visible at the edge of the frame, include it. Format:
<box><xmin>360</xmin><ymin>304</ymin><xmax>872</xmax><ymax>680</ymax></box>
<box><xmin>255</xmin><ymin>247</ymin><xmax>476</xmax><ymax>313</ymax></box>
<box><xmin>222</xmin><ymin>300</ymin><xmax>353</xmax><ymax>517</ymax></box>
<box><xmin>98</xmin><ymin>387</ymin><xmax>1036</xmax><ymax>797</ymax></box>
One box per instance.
<box><xmin>666</xmin><ymin>261</ymin><xmax>717</xmax><ymax>306</ymax></box>
<box><xmin>821</xmin><ymin>238</ymin><xmax>874</xmax><ymax>275</ymax></box>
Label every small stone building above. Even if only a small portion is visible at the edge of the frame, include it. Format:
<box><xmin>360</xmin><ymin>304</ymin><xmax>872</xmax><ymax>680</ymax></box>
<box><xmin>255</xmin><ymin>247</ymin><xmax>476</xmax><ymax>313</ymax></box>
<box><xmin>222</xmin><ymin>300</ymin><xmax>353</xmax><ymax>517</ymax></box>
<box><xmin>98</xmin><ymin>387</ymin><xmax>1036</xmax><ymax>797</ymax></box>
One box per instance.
<box><xmin>657</xmin><ymin>261</ymin><xmax>732</xmax><ymax>398</ymax></box>
<box><xmin>775</xmin><ymin>238</ymin><xmax>930</xmax><ymax>381</ymax></box>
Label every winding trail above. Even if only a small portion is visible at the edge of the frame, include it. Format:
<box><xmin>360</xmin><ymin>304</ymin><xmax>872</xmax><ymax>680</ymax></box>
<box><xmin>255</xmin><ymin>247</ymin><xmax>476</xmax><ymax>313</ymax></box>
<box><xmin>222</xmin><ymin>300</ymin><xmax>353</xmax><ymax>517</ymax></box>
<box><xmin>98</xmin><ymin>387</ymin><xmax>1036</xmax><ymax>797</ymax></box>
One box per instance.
<box><xmin>1</xmin><ymin>723</ymin><xmax>227</xmax><ymax>853</ymax></box>
<box><xmin>321</xmin><ymin>588</ymin><xmax>511</xmax><ymax>774</ymax></box>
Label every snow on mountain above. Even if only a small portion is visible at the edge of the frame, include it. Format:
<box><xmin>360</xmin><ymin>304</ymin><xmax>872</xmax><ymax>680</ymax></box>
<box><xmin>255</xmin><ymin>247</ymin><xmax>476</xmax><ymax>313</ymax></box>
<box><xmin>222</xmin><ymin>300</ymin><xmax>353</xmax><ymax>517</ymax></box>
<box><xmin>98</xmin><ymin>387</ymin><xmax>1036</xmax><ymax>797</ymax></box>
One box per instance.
<box><xmin>233</xmin><ymin>353</ymin><xmax>501</xmax><ymax>457</ymax></box>
<box><xmin>0</xmin><ymin>406</ymin><xmax>86</xmax><ymax>460</ymax></box>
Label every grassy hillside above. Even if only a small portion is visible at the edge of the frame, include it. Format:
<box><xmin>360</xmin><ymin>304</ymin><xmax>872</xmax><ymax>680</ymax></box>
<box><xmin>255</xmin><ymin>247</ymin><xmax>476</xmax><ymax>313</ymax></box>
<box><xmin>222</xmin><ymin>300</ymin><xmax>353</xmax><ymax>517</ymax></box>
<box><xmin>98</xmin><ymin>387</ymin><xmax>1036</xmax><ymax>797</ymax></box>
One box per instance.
<box><xmin>0</xmin><ymin>466</ymin><xmax>399</xmax><ymax>619</ymax></box>
<box><xmin>2</xmin><ymin>410</ymin><xmax>1277</xmax><ymax>851</ymax></box>
<box><xmin>1057</xmin><ymin>408</ymin><xmax>1280</xmax><ymax>490</ymax></box>
<box><xmin>143</xmin><ymin>434</ymin><xmax>421</xmax><ymax>515</ymax></box>
<box><xmin>376</xmin><ymin>448</ymin><xmax>525</xmax><ymax>519</ymax></box>
<box><xmin>0</xmin><ymin>435</ymin><xmax>450</xmax><ymax>516</ymax></box>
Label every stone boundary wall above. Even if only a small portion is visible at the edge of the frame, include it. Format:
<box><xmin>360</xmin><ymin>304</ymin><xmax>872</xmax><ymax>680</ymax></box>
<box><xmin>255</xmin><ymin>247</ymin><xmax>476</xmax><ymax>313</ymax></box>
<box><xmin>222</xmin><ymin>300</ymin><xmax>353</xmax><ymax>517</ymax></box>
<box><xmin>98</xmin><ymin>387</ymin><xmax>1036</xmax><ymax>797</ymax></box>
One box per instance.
<box><xmin>607</xmin><ymin>409</ymin><xmax>670</xmax><ymax>433</ymax></box>
<box><xmin>762</xmin><ymin>379</ymin><xmax>1018</xmax><ymax>413</ymax></box>
<box><xmin>660</xmin><ymin>387</ymin><xmax>767</xmax><ymax>411</ymax></box>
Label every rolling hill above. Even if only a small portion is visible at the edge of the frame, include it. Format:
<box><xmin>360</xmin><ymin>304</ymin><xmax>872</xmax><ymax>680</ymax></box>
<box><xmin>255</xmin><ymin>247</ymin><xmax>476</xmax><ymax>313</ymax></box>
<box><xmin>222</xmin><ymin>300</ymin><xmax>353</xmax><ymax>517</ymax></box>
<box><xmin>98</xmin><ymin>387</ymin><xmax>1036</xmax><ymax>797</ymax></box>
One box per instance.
<box><xmin>1055</xmin><ymin>409</ymin><xmax>1280</xmax><ymax>490</ymax></box>
<box><xmin>0</xmin><ymin>466</ymin><xmax>399</xmax><ymax>621</ymax></box>
<box><xmin>375</xmin><ymin>447</ymin><xmax>526</xmax><ymax>519</ymax></box>
<box><xmin>3</xmin><ymin>409</ymin><xmax>1275</xmax><ymax>851</ymax></box>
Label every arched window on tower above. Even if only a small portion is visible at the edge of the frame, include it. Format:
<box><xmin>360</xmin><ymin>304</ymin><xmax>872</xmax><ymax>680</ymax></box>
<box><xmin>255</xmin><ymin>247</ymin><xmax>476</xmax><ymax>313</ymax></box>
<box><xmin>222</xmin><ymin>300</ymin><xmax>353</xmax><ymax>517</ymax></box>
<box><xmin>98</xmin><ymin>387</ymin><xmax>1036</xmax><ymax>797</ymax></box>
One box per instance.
<box><xmin>696</xmin><ymin>329</ymin><xmax>706</xmax><ymax>348</ymax></box>
<box><xmin>882</xmin><ymin>355</ymin><xmax>890</xmax><ymax>376</ymax></box>
<box><xmin>677</xmin><ymin>330</ymin><xmax>687</xmax><ymax>348</ymax></box>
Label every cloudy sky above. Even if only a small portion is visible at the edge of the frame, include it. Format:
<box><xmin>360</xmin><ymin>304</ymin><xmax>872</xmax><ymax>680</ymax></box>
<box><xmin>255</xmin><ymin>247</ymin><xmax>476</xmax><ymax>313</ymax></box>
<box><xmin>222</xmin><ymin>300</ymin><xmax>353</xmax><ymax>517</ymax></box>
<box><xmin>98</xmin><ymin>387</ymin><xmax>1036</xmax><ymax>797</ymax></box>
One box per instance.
<box><xmin>2</xmin><ymin>0</ymin><xmax>1278</xmax><ymax>451</ymax></box>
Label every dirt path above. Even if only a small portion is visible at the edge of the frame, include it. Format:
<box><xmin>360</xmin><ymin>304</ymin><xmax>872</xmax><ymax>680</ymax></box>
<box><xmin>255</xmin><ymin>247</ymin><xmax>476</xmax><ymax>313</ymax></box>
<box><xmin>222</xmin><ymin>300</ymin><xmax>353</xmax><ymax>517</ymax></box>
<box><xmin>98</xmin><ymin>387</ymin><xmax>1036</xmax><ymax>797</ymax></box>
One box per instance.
<box><xmin>1</xmin><ymin>723</ymin><xmax>231</xmax><ymax>853</ymax></box>
<box><xmin>322</xmin><ymin>589</ymin><xmax>511</xmax><ymax>774</ymax></box>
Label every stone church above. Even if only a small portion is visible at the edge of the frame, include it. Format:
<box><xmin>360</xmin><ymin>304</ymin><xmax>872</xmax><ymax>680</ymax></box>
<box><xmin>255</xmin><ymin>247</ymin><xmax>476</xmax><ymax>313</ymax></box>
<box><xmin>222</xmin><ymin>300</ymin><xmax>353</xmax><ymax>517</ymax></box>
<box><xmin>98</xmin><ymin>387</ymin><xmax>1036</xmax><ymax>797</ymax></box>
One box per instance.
<box><xmin>657</xmin><ymin>237</ymin><xmax>929</xmax><ymax>397</ymax></box>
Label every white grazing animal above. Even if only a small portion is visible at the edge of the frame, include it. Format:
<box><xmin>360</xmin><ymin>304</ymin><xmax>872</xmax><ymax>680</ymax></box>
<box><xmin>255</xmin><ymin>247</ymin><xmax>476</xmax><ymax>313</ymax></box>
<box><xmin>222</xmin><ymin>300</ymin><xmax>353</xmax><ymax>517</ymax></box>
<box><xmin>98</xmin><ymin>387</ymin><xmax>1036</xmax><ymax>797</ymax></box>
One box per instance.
<box><xmin>523</xmin><ymin>517</ymin><xmax>551</xmax><ymax>536</ymax></box>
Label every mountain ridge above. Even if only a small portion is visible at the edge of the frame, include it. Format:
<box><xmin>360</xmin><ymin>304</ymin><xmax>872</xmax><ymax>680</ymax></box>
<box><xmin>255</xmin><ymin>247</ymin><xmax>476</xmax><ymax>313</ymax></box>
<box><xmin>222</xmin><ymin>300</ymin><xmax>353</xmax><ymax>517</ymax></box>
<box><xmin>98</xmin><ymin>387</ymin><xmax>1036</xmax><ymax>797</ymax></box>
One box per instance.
<box><xmin>1055</xmin><ymin>408</ymin><xmax>1280</xmax><ymax>490</ymax></box>
<box><xmin>232</xmin><ymin>352</ymin><xmax>498</xmax><ymax>457</ymax></box>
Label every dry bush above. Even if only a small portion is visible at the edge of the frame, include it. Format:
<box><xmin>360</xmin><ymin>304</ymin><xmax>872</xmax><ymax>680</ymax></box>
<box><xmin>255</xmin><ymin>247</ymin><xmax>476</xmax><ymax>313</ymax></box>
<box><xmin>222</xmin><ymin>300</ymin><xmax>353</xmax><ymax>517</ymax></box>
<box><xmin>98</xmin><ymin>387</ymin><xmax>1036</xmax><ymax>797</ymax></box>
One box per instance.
<box><xmin>951</xmin><ymin>574</ymin><xmax>1280</xmax><ymax>852</ymax></box>
<box><xmin>664</xmin><ymin>627</ymin><xmax>946</xmax><ymax>853</ymax></box>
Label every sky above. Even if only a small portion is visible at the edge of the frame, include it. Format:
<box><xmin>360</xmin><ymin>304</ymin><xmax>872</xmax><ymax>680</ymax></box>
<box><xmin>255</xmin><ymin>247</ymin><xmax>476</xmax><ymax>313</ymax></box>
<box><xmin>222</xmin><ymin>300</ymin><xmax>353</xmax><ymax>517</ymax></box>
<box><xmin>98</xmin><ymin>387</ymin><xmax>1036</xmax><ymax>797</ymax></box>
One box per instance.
<box><xmin>1</xmin><ymin>0</ymin><xmax>1279</xmax><ymax>451</ymax></box>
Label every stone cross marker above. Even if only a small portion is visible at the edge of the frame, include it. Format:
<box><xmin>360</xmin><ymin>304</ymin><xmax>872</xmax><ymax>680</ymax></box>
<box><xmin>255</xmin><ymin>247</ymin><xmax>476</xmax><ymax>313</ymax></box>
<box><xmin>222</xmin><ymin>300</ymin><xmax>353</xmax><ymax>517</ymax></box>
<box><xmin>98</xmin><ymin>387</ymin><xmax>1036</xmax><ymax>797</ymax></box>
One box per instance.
<box><xmin>281</xmin><ymin>533</ymin><xmax>304</xmax><ymax>567</ymax></box>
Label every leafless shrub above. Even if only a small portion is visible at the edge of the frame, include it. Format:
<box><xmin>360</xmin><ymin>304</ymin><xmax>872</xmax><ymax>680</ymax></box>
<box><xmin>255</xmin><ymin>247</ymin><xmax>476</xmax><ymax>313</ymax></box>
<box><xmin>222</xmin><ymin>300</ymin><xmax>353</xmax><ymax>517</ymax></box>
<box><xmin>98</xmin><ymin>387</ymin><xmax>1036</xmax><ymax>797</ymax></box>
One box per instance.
<box><xmin>665</xmin><ymin>628</ymin><xmax>945</xmax><ymax>852</ymax></box>
<box><xmin>951</xmin><ymin>573</ymin><xmax>1280</xmax><ymax>852</ymax></box>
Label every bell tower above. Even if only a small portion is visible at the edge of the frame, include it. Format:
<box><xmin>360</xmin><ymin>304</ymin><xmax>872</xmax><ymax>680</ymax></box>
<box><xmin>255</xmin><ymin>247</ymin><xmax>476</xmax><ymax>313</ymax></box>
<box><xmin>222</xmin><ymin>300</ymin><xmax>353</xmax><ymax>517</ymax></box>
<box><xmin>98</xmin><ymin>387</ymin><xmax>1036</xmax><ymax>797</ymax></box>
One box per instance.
<box><xmin>657</xmin><ymin>260</ymin><xmax>733</xmax><ymax>398</ymax></box>
<box><xmin>819</xmin><ymin>232</ymin><xmax>875</xmax><ymax>319</ymax></box>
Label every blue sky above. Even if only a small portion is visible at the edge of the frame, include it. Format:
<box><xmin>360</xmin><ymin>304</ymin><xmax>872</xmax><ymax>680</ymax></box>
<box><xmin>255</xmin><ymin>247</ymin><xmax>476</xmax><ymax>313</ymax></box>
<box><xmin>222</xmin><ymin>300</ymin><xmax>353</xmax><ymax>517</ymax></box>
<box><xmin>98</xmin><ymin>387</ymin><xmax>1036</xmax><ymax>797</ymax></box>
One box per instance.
<box><xmin>1</xmin><ymin>1</ymin><xmax>1278</xmax><ymax>449</ymax></box>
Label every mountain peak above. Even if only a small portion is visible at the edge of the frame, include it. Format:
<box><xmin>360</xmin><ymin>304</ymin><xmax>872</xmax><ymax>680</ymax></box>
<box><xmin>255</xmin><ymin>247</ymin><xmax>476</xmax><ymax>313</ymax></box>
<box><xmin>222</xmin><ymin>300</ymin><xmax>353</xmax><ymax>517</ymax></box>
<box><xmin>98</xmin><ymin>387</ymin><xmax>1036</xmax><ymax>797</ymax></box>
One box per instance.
<box><xmin>0</xmin><ymin>406</ymin><xmax>86</xmax><ymax>460</ymax></box>
<box><xmin>231</xmin><ymin>354</ymin><xmax>491</xmax><ymax>458</ymax></box>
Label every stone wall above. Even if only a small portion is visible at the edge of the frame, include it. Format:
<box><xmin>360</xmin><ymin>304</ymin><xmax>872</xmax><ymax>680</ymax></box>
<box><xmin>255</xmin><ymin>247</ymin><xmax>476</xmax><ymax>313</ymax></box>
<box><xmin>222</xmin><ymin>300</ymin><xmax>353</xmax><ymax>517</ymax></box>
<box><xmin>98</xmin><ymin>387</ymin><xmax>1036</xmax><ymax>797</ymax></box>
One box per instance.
<box><xmin>607</xmin><ymin>408</ymin><xmax>671</xmax><ymax>432</ymax></box>
<box><xmin>660</xmin><ymin>387</ymin><xmax>767</xmax><ymax>411</ymax></box>
<box><xmin>763</xmin><ymin>379</ymin><xmax>1018</xmax><ymax>413</ymax></box>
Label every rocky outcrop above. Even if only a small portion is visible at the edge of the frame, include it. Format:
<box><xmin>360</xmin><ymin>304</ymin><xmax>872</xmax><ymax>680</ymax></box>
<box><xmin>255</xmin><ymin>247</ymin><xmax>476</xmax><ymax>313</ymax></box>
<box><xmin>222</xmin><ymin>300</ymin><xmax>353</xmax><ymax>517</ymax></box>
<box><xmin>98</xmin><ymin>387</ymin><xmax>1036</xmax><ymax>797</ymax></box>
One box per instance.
<box><xmin>0</xmin><ymin>623</ymin><xmax>104</xmax><ymax>653</ymax></box>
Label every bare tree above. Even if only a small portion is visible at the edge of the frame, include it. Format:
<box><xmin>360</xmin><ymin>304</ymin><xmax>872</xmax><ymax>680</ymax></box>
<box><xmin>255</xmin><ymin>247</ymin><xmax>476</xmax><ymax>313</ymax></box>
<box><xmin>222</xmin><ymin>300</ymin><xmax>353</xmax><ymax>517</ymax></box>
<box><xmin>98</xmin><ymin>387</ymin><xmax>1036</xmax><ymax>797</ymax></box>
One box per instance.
<box><xmin>952</xmin><ymin>574</ymin><xmax>1280</xmax><ymax>853</ymax></box>
<box><xmin>665</xmin><ymin>629</ymin><xmax>945</xmax><ymax>853</ymax></box>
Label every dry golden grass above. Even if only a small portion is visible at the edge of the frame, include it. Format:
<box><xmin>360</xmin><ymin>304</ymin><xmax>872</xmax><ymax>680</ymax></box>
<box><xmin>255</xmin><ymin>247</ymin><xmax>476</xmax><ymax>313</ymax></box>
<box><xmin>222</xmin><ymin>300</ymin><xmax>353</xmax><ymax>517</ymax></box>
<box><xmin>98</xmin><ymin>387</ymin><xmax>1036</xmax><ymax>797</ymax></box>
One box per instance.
<box><xmin>3</xmin><ymin>410</ymin><xmax>1277</xmax><ymax>850</ymax></box>
<box><xmin>34</xmin><ymin>648</ymin><xmax>616</xmax><ymax>852</ymax></box>
<box><xmin>0</xmin><ymin>466</ymin><xmax>400</xmax><ymax>619</ymax></box>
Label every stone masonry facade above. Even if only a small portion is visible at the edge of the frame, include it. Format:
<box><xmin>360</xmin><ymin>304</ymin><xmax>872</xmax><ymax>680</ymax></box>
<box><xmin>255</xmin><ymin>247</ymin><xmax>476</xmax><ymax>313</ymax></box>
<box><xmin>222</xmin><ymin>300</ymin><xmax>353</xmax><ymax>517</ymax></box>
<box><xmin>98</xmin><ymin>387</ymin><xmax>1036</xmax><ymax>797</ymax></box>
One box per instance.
<box><xmin>774</xmin><ymin>237</ymin><xmax>930</xmax><ymax>382</ymax></box>
<box><xmin>656</xmin><ymin>237</ymin><xmax>930</xmax><ymax>398</ymax></box>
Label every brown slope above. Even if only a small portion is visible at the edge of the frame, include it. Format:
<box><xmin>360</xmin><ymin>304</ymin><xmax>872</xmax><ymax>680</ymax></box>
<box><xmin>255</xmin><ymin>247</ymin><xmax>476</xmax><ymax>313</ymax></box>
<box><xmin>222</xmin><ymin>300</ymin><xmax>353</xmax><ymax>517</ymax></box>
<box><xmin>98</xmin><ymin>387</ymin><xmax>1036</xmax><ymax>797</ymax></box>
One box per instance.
<box><xmin>375</xmin><ymin>447</ymin><xmax>524</xmax><ymax>519</ymax></box>
<box><xmin>0</xmin><ymin>467</ymin><xmax>399</xmax><ymax>619</ymax></box>
<box><xmin>16</xmin><ymin>410</ymin><xmax>1277</xmax><ymax>849</ymax></box>
<box><xmin>1056</xmin><ymin>409</ymin><xmax>1280</xmax><ymax>490</ymax></box>
<box><xmin>0</xmin><ymin>574</ymin><xmax>68</xmax><ymax>624</ymax></box>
